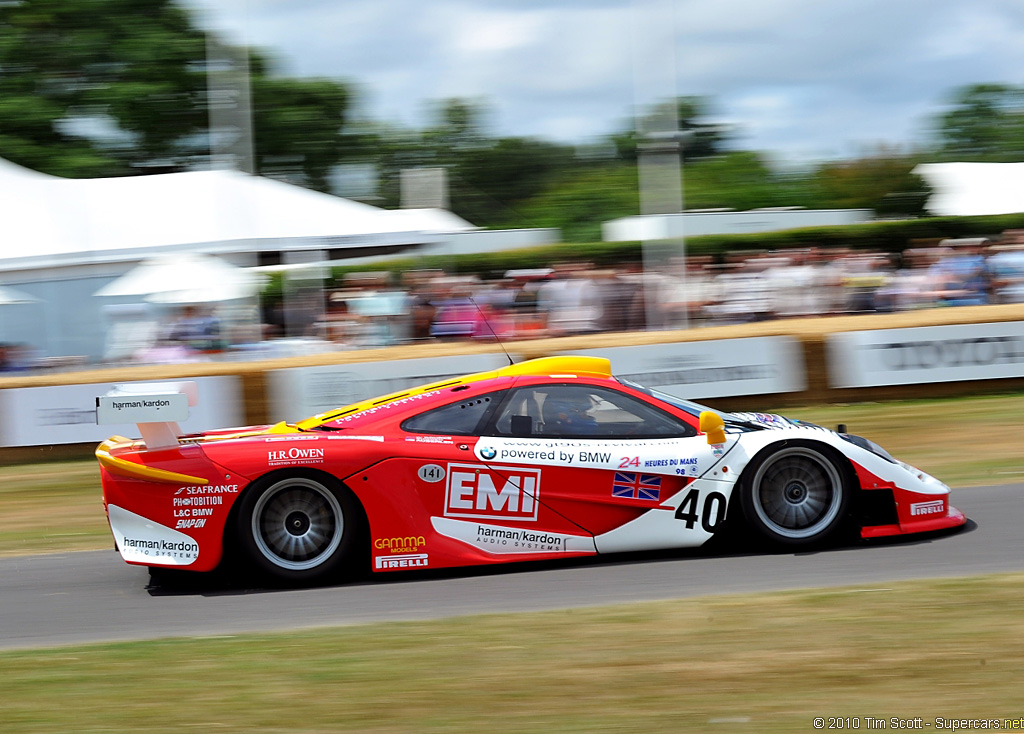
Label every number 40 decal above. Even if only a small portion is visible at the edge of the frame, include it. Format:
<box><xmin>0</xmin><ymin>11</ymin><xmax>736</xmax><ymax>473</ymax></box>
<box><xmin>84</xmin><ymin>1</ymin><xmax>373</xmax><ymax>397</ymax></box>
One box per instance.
<box><xmin>674</xmin><ymin>488</ymin><xmax>727</xmax><ymax>533</ymax></box>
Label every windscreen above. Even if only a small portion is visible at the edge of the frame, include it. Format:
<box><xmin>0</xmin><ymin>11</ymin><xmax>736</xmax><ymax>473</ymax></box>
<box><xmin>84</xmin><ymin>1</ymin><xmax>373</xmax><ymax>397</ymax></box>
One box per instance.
<box><xmin>615</xmin><ymin>376</ymin><xmax>714</xmax><ymax>418</ymax></box>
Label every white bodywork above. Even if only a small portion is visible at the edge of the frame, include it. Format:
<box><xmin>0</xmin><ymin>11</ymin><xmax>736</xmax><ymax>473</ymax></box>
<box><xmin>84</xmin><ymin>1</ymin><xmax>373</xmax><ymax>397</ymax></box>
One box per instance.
<box><xmin>473</xmin><ymin>413</ymin><xmax>950</xmax><ymax>553</ymax></box>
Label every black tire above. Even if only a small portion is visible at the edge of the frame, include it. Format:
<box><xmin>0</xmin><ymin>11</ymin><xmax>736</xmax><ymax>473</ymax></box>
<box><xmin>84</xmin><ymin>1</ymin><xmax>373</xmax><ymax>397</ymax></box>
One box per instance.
<box><xmin>237</xmin><ymin>472</ymin><xmax>359</xmax><ymax>584</ymax></box>
<box><xmin>740</xmin><ymin>443</ymin><xmax>850</xmax><ymax>547</ymax></box>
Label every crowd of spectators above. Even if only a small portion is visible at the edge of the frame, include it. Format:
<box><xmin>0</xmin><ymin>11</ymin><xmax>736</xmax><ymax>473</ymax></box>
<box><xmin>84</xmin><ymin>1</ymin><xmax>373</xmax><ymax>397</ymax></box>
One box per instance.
<box><xmin>278</xmin><ymin>231</ymin><xmax>1024</xmax><ymax>353</ymax></box>
<box><xmin>0</xmin><ymin>343</ymin><xmax>33</xmax><ymax>372</ymax></box>
<box><xmin>5</xmin><ymin>231</ymin><xmax>1023</xmax><ymax>371</ymax></box>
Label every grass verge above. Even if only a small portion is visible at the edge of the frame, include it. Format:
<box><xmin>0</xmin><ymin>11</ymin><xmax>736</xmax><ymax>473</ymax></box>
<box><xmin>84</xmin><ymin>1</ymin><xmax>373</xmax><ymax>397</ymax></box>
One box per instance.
<box><xmin>2</xmin><ymin>573</ymin><xmax>1024</xmax><ymax>733</ymax></box>
<box><xmin>0</xmin><ymin>459</ymin><xmax>108</xmax><ymax>556</ymax></box>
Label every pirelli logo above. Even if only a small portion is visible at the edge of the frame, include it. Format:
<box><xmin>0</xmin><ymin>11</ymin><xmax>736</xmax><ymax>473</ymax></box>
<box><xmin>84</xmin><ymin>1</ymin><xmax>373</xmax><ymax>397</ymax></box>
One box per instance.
<box><xmin>375</xmin><ymin>553</ymin><xmax>429</xmax><ymax>570</ymax></box>
<box><xmin>910</xmin><ymin>500</ymin><xmax>944</xmax><ymax>516</ymax></box>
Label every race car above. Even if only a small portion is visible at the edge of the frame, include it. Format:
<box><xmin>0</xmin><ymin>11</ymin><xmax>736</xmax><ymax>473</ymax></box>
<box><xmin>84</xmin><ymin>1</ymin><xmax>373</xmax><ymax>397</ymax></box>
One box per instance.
<box><xmin>96</xmin><ymin>356</ymin><xmax>966</xmax><ymax>584</ymax></box>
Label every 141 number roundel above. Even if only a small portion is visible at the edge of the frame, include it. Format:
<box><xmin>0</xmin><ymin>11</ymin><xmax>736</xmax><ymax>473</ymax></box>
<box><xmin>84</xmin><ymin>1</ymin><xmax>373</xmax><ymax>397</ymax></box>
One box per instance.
<box><xmin>418</xmin><ymin>464</ymin><xmax>446</xmax><ymax>483</ymax></box>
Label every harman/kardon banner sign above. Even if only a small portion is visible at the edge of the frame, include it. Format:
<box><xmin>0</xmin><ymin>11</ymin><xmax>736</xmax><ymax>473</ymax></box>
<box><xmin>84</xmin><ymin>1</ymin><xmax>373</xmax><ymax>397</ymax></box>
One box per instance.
<box><xmin>827</xmin><ymin>321</ymin><xmax>1024</xmax><ymax>388</ymax></box>
<box><xmin>570</xmin><ymin>337</ymin><xmax>805</xmax><ymax>399</ymax></box>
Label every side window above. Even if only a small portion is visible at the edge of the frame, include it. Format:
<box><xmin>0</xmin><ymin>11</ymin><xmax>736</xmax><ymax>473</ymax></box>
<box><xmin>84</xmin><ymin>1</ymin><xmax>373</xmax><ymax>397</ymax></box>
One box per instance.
<box><xmin>490</xmin><ymin>384</ymin><xmax>694</xmax><ymax>439</ymax></box>
<box><xmin>402</xmin><ymin>392</ymin><xmax>501</xmax><ymax>436</ymax></box>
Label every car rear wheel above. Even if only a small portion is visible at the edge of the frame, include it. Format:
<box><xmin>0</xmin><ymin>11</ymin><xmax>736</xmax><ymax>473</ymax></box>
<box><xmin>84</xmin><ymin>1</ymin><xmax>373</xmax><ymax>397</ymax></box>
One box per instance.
<box><xmin>238</xmin><ymin>473</ymin><xmax>358</xmax><ymax>584</ymax></box>
<box><xmin>740</xmin><ymin>444</ymin><xmax>849</xmax><ymax>546</ymax></box>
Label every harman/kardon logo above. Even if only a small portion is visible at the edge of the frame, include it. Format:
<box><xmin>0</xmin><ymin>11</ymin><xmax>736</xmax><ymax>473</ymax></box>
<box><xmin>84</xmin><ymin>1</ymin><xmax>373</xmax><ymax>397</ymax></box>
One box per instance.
<box><xmin>121</xmin><ymin>536</ymin><xmax>198</xmax><ymax>559</ymax></box>
<box><xmin>910</xmin><ymin>500</ymin><xmax>944</xmax><ymax>516</ymax></box>
<box><xmin>110</xmin><ymin>399</ymin><xmax>172</xmax><ymax>410</ymax></box>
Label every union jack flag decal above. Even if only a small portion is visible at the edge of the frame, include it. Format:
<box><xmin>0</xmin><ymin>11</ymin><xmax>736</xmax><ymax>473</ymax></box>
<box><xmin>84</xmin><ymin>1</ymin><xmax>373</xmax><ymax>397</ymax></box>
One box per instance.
<box><xmin>612</xmin><ymin>472</ymin><xmax>661</xmax><ymax>501</ymax></box>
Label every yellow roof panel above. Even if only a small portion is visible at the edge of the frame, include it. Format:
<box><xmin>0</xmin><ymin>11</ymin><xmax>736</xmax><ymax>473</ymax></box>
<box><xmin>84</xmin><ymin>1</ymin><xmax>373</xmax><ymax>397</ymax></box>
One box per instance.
<box><xmin>296</xmin><ymin>356</ymin><xmax>612</xmax><ymax>430</ymax></box>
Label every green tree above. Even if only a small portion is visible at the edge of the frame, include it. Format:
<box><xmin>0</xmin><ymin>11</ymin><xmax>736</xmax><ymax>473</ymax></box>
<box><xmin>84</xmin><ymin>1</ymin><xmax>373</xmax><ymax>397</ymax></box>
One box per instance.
<box><xmin>683</xmin><ymin>151</ymin><xmax>807</xmax><ymax>210</ymax></box>
<box><xmin>0</xmin><ymin>0</ymin><xmax>208</xmax><ymax>175</ymax></box>
<box><xmin>371</xmin><ymin>97</ymin><xmax>577</xmax><ymax>226</ymax></box>
<box><xmin>0</xmin><ymin>0</ymin><xmax>355</xmax><ymax>186</ymax></box>
<box><xmin>253</xmin><ymin>76</ymin><xmax>353</xmax><ymax>191</ymax></box>
<box><xmin>512</xmin><ymin>163</ymin><xmax>639</xmax><ymax>242</ymax></box>
<box><xmin>933</xmin><ymin>83</ymin><xmax>1024</xmax><ymax>162</ymax></box>
<box><xmin>450</xmin><ymin>136</ymin><xmax>576</xmax><ymax>225</ymax></box>
<box><xmin>810</xmin><ymin>152</ymin><xmax>930</xmax><ymax>215</ymax></box>
<box><xmin>421</xmin><ymin>97</ymin><xmax>488</xmax><ymax>153</ymax></box>
<box><xmin>610</xmin><ymin>96</ymin><xmax>731</xmax><ymax>162</ymax></box>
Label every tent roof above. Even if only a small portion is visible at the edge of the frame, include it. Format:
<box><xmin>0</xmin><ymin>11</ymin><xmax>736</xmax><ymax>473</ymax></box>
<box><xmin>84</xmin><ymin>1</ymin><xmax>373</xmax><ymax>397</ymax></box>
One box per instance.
<box><xmin>915</xmin><ymin>162</ymin><xmax>1024</xmax><ymax>217</ymax></box>
<box><xmin>388</xmin><ymin>207</ymin><xmax>480</xmax><ymax>233</ymax></box>
<box><xmin>0</xmin><ymin>158</ymin><xmax>474</xmax><ymax>272</ymax></box>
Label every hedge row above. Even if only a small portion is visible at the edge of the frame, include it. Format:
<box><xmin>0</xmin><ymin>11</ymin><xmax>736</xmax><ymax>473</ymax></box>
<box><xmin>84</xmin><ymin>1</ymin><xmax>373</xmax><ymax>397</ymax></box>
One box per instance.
<box><xmin>313</xmin><ymin>213</ymin><xmax>1024</xmax><ymax>284</ymax></box>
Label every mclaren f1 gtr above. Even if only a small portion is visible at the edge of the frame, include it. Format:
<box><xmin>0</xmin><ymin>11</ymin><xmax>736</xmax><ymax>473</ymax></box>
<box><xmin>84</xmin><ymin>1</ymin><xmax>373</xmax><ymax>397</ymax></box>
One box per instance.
<box><xmin>96</xmin><ymin>356</ymin><xmax>966</xmax><ymax>584</ymax></box>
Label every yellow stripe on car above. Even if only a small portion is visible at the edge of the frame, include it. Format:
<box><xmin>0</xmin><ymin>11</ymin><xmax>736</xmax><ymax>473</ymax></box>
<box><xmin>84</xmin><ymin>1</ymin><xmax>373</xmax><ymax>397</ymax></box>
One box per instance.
<box><xmin>96</xmin><ymin>438</ymin><xmax>209</xmax><ymax>485</ymax></box>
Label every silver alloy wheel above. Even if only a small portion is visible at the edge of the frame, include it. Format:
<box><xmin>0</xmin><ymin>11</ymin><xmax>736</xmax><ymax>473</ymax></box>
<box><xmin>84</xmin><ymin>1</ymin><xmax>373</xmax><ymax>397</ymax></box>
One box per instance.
<box><xmin>250</xmin><ymin>477</ymin><xmax>344</xmax><ymax>571</ymax></box>
<box><xmin>750</xmin><ymin>446</ymin><xmax>844</xmax><ymax>541</ymax></box>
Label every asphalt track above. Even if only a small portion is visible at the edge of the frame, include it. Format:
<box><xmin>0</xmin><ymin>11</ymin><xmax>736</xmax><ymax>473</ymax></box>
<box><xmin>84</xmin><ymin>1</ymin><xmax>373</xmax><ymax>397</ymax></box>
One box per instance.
<box><xmin>1</xmin><ymin>483</ymin><xmax>1021</xmax><ymax>650</ymax></box>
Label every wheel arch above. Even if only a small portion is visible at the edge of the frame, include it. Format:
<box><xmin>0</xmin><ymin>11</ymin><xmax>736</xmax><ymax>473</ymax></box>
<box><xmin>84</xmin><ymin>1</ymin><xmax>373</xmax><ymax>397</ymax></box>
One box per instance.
<box><xmin>737</xmin><ymin>437</ymin><xmax>858</xmax><ymax>546</ymax></box>
<box><xmin>222</xmin><ymin>467</ymin><xmax>371</xmax><ymax>578</ymax></box>
<box><xmin>738</xmin><ymin>437</ymin><xmax>859</xmax><ymax>491</ymax></box>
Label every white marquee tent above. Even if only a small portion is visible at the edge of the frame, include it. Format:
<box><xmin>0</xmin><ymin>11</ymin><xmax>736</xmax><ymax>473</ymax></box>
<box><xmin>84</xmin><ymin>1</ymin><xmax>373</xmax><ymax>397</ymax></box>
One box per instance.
<box><xmin>0</xmin><ymin>157</ymin><xmax>475</xmax><ymax>273</ymax></box>
<box><xmin>915</xmin><ymin>162</ymin><xmax>1024</xmax><ymax>217</ymax></box>
<box><xmin>0</xmin><ymin>157</ymin><xmax>476</xmax><ymax>361</ymax></box>
<box><xmin>0</xmin><ymin>285</ymin><xmax>39</xmax><ymax>306</ymax></box>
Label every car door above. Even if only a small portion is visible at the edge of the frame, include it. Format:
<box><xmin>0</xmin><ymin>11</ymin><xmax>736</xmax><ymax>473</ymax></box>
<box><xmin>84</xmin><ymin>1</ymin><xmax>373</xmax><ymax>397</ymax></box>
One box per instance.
<box><xmin>472</xmin><ymin>381</ymin><xmax>733</xmax><ymax>551</ymax></box>
<box><xmin>385</xmin><ymin>387</ymin><xmax>599</xmax><ymax>566</ymax></box>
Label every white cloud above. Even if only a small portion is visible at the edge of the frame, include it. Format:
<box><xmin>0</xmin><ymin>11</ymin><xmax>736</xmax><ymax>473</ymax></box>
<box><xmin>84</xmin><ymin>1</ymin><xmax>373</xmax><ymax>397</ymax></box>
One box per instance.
<box><xmin>182</xmin><ymin>0</ymin><xmax>1024</xmax><ymax>162</ymax></box>
<box><xmin>451</xmin><ymin>9</ymin><xmax>546</xmax><ymax>54</ymax></box>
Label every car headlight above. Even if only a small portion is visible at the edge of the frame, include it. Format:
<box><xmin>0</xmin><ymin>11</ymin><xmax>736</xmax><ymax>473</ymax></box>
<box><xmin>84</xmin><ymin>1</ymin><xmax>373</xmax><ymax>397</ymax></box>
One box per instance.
<box><xmin>838</xmin><ymin>432</ymin><xmax>897</xmax><ymax>464</ymax></box>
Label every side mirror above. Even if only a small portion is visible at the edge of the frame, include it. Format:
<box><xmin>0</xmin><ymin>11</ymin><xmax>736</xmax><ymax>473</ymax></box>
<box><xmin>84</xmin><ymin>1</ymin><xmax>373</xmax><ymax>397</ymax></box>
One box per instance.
<box><xmin>699</xmin><ymin>411</ymin><xmax>726</xmax><ymax>445</ymax></box>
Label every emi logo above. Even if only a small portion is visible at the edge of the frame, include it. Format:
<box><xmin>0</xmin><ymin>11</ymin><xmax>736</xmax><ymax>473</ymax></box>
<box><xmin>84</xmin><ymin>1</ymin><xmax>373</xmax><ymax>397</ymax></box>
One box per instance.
<box><xmin>444</xmin><ymin>462</ymin><xmax>541</xmax><ymax>521</ymax></box>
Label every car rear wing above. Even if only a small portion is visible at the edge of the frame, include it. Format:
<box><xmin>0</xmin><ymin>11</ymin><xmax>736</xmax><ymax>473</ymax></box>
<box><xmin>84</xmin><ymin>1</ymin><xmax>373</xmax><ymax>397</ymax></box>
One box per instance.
<box><xmin>96</xmin><ymin>381</ymin><xmax>198</xmax><ymax>449</ymax></box>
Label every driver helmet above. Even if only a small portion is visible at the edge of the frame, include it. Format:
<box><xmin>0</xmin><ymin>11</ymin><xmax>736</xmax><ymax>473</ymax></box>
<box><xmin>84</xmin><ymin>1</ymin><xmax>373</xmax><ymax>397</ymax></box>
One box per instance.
<box><xmin>544</xmin><ymin>392</ymin><xmax>597</xmax><ymax>432</ymax></box>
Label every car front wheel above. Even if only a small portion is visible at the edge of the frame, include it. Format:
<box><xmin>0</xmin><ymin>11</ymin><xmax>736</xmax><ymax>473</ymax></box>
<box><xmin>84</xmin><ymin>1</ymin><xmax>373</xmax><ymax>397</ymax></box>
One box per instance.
<box><xmin>237</xmin><ymin>473</ymin><xmax>358</xmax><ymax>584</ymax></box>
<box><xmin>740</xmin><ymin>444</ymin><xmax>850</xmax><ymax>546</ymax></box>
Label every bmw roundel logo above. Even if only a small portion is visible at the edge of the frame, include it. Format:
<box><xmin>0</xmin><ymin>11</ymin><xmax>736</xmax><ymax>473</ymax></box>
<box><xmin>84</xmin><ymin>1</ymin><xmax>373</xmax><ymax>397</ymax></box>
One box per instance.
<box><xmin>480</xmin><ymin>446</ymin><xmax>497</xmax><ymax>460</ymax></box>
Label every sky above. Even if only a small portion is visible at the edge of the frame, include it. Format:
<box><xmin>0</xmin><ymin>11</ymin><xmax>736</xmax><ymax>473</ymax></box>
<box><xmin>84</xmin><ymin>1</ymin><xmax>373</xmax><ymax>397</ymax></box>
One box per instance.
<box><xmin>183</xmin><ymin>0</ymin><xmax>1024</xmax><ymax>165</ymax></box>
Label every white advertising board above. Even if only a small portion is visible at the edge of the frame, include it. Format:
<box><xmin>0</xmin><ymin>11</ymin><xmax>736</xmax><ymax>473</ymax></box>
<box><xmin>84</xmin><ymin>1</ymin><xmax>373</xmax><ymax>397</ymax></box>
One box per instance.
<box><xmin>570</xmin><ymin>337</ymin><xmax>805</xmax><ymax>399</ymax></box>
<box><xmin>0</xmin><ymin>376</ymin><xmax>243</xmax><ymax>447</ymax></box>
<box><xmin>268</xmin><ymin>353</ymin><xmax>516</xmax><ymax>421</ymax></box>
<box><xmin>827</xmin><ymin>321</ymin><xmax>1024</xmax><ymax>388</ymax></box>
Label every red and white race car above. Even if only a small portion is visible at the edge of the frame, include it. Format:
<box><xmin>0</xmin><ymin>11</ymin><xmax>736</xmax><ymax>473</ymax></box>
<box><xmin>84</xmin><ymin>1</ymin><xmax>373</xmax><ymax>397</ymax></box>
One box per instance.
<box><xmin>96</xmin><ymin>356</ymin><xmax>966</xmax><ymax>584</ymax></box>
